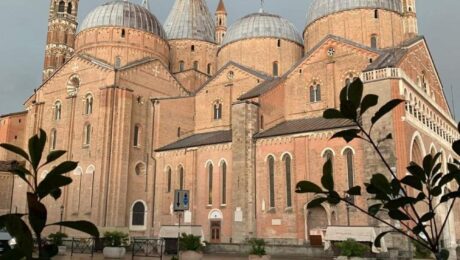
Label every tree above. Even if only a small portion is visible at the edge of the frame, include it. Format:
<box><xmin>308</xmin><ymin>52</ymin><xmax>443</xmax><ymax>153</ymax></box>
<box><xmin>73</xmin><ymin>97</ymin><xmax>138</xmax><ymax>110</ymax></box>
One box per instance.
<box><xmin>296</xmin><ymin>79</ymin><xmax>460</xmax><ymax>260</ymax></box>
<box><xmin>0</xmin><ymin>129</ymin><xmax>99</xmax><ymax>259</ymax></box>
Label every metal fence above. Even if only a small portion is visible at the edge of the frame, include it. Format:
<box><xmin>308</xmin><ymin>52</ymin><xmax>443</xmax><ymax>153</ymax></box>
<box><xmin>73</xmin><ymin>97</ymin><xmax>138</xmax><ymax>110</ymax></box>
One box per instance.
<box><xmin>131</xmin><ymin>238</ymin><xmax>164</xmax><ymax>259</ymax></box>
<box><xmin>70</xmin><ymin>237</ymin><xmax>96</xmax><ymax>257</ymax></box>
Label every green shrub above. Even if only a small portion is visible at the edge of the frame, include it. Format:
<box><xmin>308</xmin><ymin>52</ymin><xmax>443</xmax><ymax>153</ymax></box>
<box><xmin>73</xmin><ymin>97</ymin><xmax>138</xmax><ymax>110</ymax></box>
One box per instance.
<box><xmin>247</xmin><ymin>238</ymin><xmax>267</xmax><ymax>256</ymax></box>
<box><xmin>413</xmin><ymin>241</ymin><xmax>434</xmax><ymax>259</ymax></box>
<box><xmin>336</xmin><ymin>239</ymin><xmax>369</xmax><ymax>257</ymax></box>
<box><xmin>48</xmin><ymin>232</ymin><xmax>68</xmax><ymax>246</ymax></box>
<box><xmin>103</xmin><ymin>231</ymin><xmax>129</xmax><ymax>247</ymax></box>
<box><xmin>179</xmin><ymin>233</ymin><xmax>203</xmax><ymax>252</ymax></box>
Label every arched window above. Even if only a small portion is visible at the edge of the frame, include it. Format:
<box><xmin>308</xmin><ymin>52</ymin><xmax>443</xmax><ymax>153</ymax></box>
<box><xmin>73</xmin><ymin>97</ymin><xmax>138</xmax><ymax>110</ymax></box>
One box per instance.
<box><xmin>121</xmin><ymin>29</ymin><xmax>126</xmax><ymax>38</ymax></box>
<box><xmin>58</xmin><ymin>1</ymin><xmax>65</xmax><ymax>12</ymax></box>
<box><xmin>166</xmin><ymin>167</ymin><xmax>172</xmax><ymax>193</ymax></box>
<box><xmin>67</xmin><ymin>76</ymin><xmax>80</xmax><ymax>96</ymax></box>
<box><xmin>131</xmin><ymin>201</ymin><xmax>145</xmax><ymax>226</ymax></box>
<box><xmin>135</xmin><ymin>162</ymin><xmax>146</xmax><ymax>176</ymax></box>
<box><xmin>207</xmin><ymin>63</ymin><xmax>212</xmax><ymax>75</ymax></box>
<box><xmin>179</xmin><ymin>61</ymin><xmax>185</xmax><ymax>72</ymax></box>
<box><xmin>85</xmin><ymin>94</ymin><xmax>93</xmax><ymax>115</ymax></box>
<box><xmin>191</xmin><ymin>45</ymin><xmax>195</xmax><ymax>52</ymax></box>
<box><xmin>177</xmin><ymin>127</ymin><xmax>181</xmax><ymax>138</ymax></box>
<box><xmin>268</xmin><ymin>155</ymin><xmax>275</xmax><ymax>208</ymax></box>
<box><xmin>277</xmin><ymin>39</ymin><xmax>281</xmax><ymax>47</ymax></box>
<box><xmin>221</xmin><ymin>161</ymin><xmax>227</xmax><ymax>205</ymax></box>
<box><xmin>54</xmin><ymin>101</ymin><xmax>62</xmax><ymax>121</ymax></box>
<box><xmin>208</xmin><ymin>163</ymin><xmax>213</xmax><ymax>205</ymax></box>
<box><xmin>83</xmin><ymin>124</ymin><xmax>91</xmax><ymax>145</ymax></box>
<box><xmin>283</xmin><ymin>154</ymin><xmax>293</xmax><ymax>208</ymax></box>
<box><xmin>273</xmin><ymin>62</ymin><xmax>279</xmax><ymax>77</ymax></box>
<box><xmin>374</xmin><ymin>9</ymin><xmax>379</xmax><ymax>19</ymax></box>
<box><xmin>371</xmin><ymin>34</ymin><xmax>378</xmax><ymax>49</ymax></box>
<box><xmin>309</xmin><ymin>83</ymin><xmax>321</xmax><ymax>103</ymax></box>
<box><xmin>50</xmin><ymin>129</ymin><xmax>57</xmax><ymax>150</ymax></box>
<box><xmin>344</xmin><ymin>148</ymin><xmax>355</xmax><ymax>191</ymax></box>
<box><xmin>323</xmin><ymin>150</ymin><xmax>334</xmax><ymax>176</ymax></box>
<box><xmin>179</xmin><ymin>166</ymin><xmax>184</xmax><ymax>190</ymax></box>
<box><xmin>213</xmin><ymin>101</ymin><xmax>222</xmax><ymax>120</ymax></box>
<box><xmin>67</xmin><ymin>2</ymin><xmax>72</xmax><ymax>14</ymax></box>
<box><xmin>133</xmin><ymin>125</ymin><xmax>141</xmax><ymax>147</ymax></box>
<box><xmin>193</xmin><ymin>61</ymin><xmax>199</xmax><ymax>70</ymax></box>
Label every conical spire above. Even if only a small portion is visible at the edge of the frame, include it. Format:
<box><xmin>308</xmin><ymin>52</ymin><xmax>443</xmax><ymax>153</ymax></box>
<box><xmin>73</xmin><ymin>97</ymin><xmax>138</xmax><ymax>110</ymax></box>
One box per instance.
<box><xmin>216</xmin><ymin>0</ymin><xmax>226</xmax><ymax>13</ymax></box>
<box><xmin>164</xmin><ymin>0</ymin><xmax>216</xmax><ymax>43</ymax></box>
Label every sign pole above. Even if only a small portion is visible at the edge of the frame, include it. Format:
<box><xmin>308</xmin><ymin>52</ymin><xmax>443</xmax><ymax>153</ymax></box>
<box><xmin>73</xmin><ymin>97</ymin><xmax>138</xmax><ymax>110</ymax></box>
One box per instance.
<box><xmin>177</xmin><ymin>211</ymin><xmax>181</xmax><ymax>258</ymax></box>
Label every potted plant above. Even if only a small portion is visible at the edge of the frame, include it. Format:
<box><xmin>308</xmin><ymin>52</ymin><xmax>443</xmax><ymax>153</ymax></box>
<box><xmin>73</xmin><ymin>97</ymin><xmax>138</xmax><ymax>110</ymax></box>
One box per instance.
<box><xmin>178</xmin><ymin>233</ymin><xmax>204</xmax><ymax>260</ymax></box>
<box><xmin>335</xmin><ymin>239</ymin><xmax>370</xmax><ymax>260</ymax></box>
<box><xmin>48</xmin><ymin>232</ymin><xmax>68</xmax><ymax>255</ymax></box>
<box><xmin>102</xmin><ymin>231</ymin><xmax>129</xmax><ymax>259</ymax></box>
<box><xmin>248</xmin><ymin>238</ymin><xmax>270</xmax><ymax>260</ymax></box>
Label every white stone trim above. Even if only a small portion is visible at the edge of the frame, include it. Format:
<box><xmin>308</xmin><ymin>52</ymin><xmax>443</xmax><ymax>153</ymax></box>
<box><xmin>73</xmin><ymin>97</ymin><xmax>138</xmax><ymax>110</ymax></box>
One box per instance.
<box><xmin>129</xmin><ymin>200</ymin><xmax>148</xmax><ymax>231</ymax></box>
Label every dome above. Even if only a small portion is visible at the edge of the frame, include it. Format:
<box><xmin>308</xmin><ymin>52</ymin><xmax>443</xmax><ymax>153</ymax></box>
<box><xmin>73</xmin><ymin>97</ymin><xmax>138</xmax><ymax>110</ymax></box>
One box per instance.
<box><xmin>79</xmin><ymin>0</ymin><xmax>166</xmax><ymax>38</ymax></box>
<box><xmin>222</xmin><ymin>12</ymin><xmax>303</xmax><ymax>46</ymax></box>
<box><xmin>164</xmin><ymin>0</ymin><xmax>215</xmax><ymax>42</ymax></box>
<box><xmin>306</xmin><ymin>0</ymin><xmax>402</xmax><ymax>26</ymax></box>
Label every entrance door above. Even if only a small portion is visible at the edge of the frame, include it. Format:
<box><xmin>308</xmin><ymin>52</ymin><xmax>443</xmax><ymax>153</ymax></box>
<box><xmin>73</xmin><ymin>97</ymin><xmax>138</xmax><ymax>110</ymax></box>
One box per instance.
<box><xmin>210</xmin><ymin>221</ymin><xmax>221</xmax><ymax>243</ymax></box>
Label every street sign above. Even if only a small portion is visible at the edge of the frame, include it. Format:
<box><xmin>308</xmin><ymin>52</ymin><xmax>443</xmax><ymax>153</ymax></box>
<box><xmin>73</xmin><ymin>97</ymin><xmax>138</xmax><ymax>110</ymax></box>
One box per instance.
<box><xmin>173</xmin><ymin>190</ymin><xmax>190</xmax><ymax>212</ymax></box>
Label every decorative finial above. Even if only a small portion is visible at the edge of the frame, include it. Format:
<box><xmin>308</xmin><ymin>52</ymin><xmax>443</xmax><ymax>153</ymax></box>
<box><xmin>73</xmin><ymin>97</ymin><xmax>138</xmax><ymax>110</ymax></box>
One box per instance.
<box><xmin>142</xmin><ymin>0</ymin><xmax>150</xmax><ymax>10</ymax></box>
<box><xmin>259</xmin><ymin>0</ymin><xmax>265</xmax><ymax>13</ymax></box>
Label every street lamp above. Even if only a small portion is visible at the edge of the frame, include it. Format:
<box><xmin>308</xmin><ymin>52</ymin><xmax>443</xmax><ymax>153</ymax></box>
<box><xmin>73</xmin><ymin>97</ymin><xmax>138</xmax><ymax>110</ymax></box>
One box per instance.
<box><xmin>59</xmin><ymin>205</ymin><xmax>64</xmax><ymax>232</ymax></box>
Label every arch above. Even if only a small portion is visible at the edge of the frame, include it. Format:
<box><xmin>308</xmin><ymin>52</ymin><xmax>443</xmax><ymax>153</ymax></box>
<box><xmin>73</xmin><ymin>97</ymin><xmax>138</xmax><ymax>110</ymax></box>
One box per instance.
<box><xmin>220</xmin><ymin>160</ymin><xmax>227</xmax><ymax>205</ymax></box>
<box><xmin>66</xmin><ymin>75</ymin><xmax>80</xmax><ymax>96</ymax></box>
<box><xmin>410</xmin><ymin>132</ymin><xmax>426</xmax><ymax>164</ymax></box>
<box><xmin>67</xmin><ymin>2</ymin><xmax>72</xmax><ymax>14</ymax></box>
<box><xmin>191</xmin><ymin>45</ymin><xmax>195</xmax><ymax>52</ymax></box>
<box><xmin>54</xmin><ymin>101</ymin><xmax>62</xmax><ymax>121</ymax></box>
<box><xmin>207</xmin><ymin>162</ymin><xmax>214</xmax><ymax>205</ymax></box>
<box><xmin>304</xmin><ymin>199</ymin><xmax>333</xmax><ymax>244</ymax></box>
<box><xmin>86</xmin><ymin>165</ymin><xmax>95</xmax><ymax>174</ymax></box>
<box><xmin>374</xmin><ymin>9</ymin><xmax>379</xmax><ymax>19</ymax></box>
<box><xmin>277</xmin><ymin>39</ymin><xmax>281</xmax><ymax>47</ymax></box>
<box><xmin>283</xmin><ymin>153</ymin><xmax>293</xmax><ymax>208</ymax></box>
<box><xmin>341</xmin><ymin>146</ymin><xmax>356</xmax><ymax>155</ymax></box>
<box><xmin>83</xmin><ymin>123</ymin><xmax>91</xmax><ymax>145</ymax></box>
<box><xmin>58</xmin><ymin>1</ymin><xmax>65</xmax><ymax>12</ymax></box>
<box><xmin>213</xmin><ymin>100</ymin><xmax>222</xmax><ymax>120</ymax></box>
<box><xmin>135</xmin><ymin>162</ymin><xmax>146</xmax><ymax>176</ymax></box>
<box><xmin>207</xmin><ymin>63</ymin><xmax>212</xmax><ymax>75</ymax></box>
<box><xmin>344</xmin><ymin>148</ymin><xmax>355</xmax><ymax>202</ymax></box>
<box><xmin>73</xmin><ymin>167</ymin><xmax>83</xmax><ymax>176</ymax></box>
<box><xmin>208</xmin><ymin>209</ymin><xmax>223</xmax><ymax>220</ymax></box>
<box><xmin>165</xmin><ymin>166</ymin><xmax>172</xmax><ymax>193</ymax></box>
<box><xmin>429</xmin><ymin>143</ymin><xmax>437</xmax><ymax>156</ymax></box>
<box><xmin>133</xmin><ymin>124</ymin><xmax>141</xmax><ymax>147</ymax></box>
<box><xmin>130</xmin><ymin>200</ymin><xmax>147</xmax><ymax>230</ymax></box>
<box><xmin>85</xmin><ymin>94</ymin><xmax>93</xmax><ymax>115</ymax></box>
<box><xmin>273</xmin><ymin>61</ymin><xmax>279</xmax><ymax>77</ymax></box>
<box><xmin>178</xmin><ymin>165</ymin><xmax>185</xmax><ymax>190</ymax></box>
<box><xmin>321</xmin><ymin>148</ymin><xmax>336</xmax><ymax>158</ymax></box>
<box><xmin>267</xmin><ymin>155</ymin><xmax>276</xmax><ymax>208</ymax></box>
<box><xmin>50</xmin><ymin>129</ymin><xmax>57</xmax><ymax>150</ymax></box>
<box><xmin>370</xmin><ymin>34</ymin><xmax>378</xmax><ymax>49</ymax></box>
<box><xmin>309</xmin><ymin>82</ymin><xmax>321</xmax><ymax>102</ymax></box>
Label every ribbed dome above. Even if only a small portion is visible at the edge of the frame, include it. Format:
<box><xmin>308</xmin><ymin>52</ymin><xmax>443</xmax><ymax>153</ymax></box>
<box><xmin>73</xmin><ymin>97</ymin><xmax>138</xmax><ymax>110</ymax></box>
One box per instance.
<box><xmin>79</xmin><ymin>0</ymin><xmax>166</xmax><ymax>38</ymax></box>
<box><xmin>164</xmin><ymin>0</ymin><xmax>215</xmax><ymax>42</ymax></box>
<box><xmin>306</xmin><ymin>0</ymin><xmax>402</xmax><ymax>26</ymax></box>
<box><xmin>222</xmin><ymin>12</ymin><xmax>303</xmax><ymax>46</ymax></box>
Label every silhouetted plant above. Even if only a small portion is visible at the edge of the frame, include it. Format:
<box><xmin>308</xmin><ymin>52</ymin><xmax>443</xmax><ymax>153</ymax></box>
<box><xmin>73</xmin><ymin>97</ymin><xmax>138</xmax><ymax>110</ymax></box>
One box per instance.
<box><xmin>0</xmin><ymin>129</ymin><xmax>99</xmax><ymax>259</ymax></box>
<box><xmin>48</xmin><ymin>232</ymin><xmax>68</xmax><ymax>247</ymax></box>
<box><xmin>336</xmin><ymin>239</ymin><xmax>369</xmax><ymax>257</ymax></box>
<box><xmin>296</xmin><ymin>79</ymin><xmax>460</xmax><ymax>260</ymax></box>
<box><xmin>179</xmin><ymin>233</ymin><xmax>203</xmax><ymax>252</ymax></box>
<box><xmin>247</xmin><ymin>238</ymin><xmax>267</xmax><ymax>256</ymax></box>
<box><xmin>103</xmin><ymin>231</ymin><xmax>129</xmax><ymax>247</ymax></box>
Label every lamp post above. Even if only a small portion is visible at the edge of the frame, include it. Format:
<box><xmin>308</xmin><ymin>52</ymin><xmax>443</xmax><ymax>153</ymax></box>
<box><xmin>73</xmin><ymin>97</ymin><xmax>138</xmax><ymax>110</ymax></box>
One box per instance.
<box><xmin>59</xmin><ymin>205</ymin><xmax>64</xmax><ymax>233</ymax></box>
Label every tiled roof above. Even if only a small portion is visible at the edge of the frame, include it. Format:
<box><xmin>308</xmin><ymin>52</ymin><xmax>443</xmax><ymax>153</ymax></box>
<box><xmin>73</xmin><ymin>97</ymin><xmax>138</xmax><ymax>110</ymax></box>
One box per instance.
<box><xmin>255</xmin><ymin>117</ymin><xmax>355</xmax><ymax>139</ymax></box>
<box><xmin>156</xmin><ymin>130</ymin><xmax>232</xmax><ymax>152</ymax></box>
<box><xmin>239</xmin><ymin>77</ymin><xmax>284</xmax><ymax>100</ymax></box>
<box><xmin>216</xmin><ymin>0</ymin><xmax>226</xmax><ymax>12</ymax></box>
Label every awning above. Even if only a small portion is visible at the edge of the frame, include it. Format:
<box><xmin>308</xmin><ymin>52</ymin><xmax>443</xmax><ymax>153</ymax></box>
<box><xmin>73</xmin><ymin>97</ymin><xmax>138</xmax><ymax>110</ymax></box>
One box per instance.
<box><xmin>324</xmin><ymin>226</ymin><xmax>387</xmax><ymax>253</ymax></box>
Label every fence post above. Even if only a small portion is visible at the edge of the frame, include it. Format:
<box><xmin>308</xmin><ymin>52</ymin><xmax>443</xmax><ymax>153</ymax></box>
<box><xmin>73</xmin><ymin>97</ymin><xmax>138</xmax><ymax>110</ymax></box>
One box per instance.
<box><xmin>70</xmin><ymin>237</ymin><xmax>74</xmax><ymax>256</ymax></box>
<box><xmin>132</xmin><ymin>238</ymin><xmax>135</xmax><ymax>260</ymax></box>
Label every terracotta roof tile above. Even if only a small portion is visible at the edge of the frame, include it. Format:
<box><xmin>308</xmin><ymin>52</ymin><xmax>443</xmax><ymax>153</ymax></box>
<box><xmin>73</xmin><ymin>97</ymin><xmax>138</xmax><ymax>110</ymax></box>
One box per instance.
<box><xmin>156</xmin><ymin>130</ymin><xmax>232</xmax><ymax>152</ymax></box>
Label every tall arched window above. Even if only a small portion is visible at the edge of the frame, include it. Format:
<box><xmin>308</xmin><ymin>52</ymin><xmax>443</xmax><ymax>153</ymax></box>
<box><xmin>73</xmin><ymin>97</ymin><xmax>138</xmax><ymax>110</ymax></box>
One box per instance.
<box><xmin>374</xmin><ymin>9</ymin><xmax>379</xmax><ymax>19</ymax></box>
<box><xmin>193</xmin><ymin>61</ymin><xmax>199</xmax><ymax>70</ymax></box>
<box><xmin>58</xmin><ymin>1</ymin><xmax>65</xmax><ymax>12</ymax></box>
<box><xmin>131</xmin><ymin>201</ymin><xmax>146</xmax><ymax>226</ymax></box>
<box><xmin>179</xmin><ymin>166</ymin><xmax>184</xmax><ymax>190</ymax></box>
<box><xmin>166</xmin><ymin>167</ymin><xmax>172</xmax><ymax>193</ymax></box>
<box><xmin>370</xmin><ymin>34</ymin><xmax>378</xmax><ymax>49</ymax></box>
<box><xmin>67</xmin><ymin>2</ymin><xmax>72</xmax><ymax>14</ymax></box>
<box><xmin>208</xmin><ymin>163</ymin><xmax>213</xmax><ymax>205</ymax></box>
<box><xmin>221</xmin><ymin>161</ymin><xmax>227</xmax><ymax>205</ymax></box>
<box><xmin>85</xmin><ymin>94</ymin><xmax>93</xmax><ymax>115</ymax></box>
<box><xmin>283</xmin><ymin>154</ymin><xmax>293</xmax><ymax>208</ymax></box>
<box><xmin>344</xmin><ymin>148</ymin><xmax>355</xmax><ymax>191</ymax></box>
<box><xmin>273</xmin><ymin>62</ymin><xmax>279</xmax><ymax>77</ymax></box>
<box><xmin>133</xmin><ymin>125</ymin><xmax>141</xmax><ymax>147</ymax></box>
<box><xmin>83</xmin><ymin>124</ymin><xmax>91</xmax><ymax>145</ymax></box>
<box><xmin>207</xmin><ymin>63</ymin><xmax>212</xmax><ymax>75</ymax></box>
<box><xmin>179</xmin><ymin>61</ymin><xmax>185</xmax><ymax>72</ymax></box>
<box><xmin>323</xmin><ymin>150</ymin><xmax>334</xmax><ymax>176</ymax></box>
<box><xmin>50</xmin><ymin>129</ymin><xmax>57</xmax><ymax>150</ymax></box>
<box><xmin>268</xmin><ymin>155</ymin><xmax>275</xmax><ymax>208</ymax></box>
<box><xmin>213</xmin><ymin>101</ymin><xmax>222</xmax><ymax>120</ymax></box>
<box><xmin>309</xmin><ymin>83</ymin><xmax>321</xmax><ymax>102</ymax></box>
<box><xmin>54</xmin><ymin>101</ymin><xmax>62</xmax><ymax>121</ymax></box>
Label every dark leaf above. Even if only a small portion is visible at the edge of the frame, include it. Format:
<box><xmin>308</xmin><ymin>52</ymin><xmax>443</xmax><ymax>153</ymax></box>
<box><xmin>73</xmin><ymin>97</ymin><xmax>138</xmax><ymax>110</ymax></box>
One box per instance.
<box><xmin>323</xmin><ymin>109</ymin><xmax>344</xmax><ymax>119</ymax></box>
<box><xmin>439</xmin><ymin>249</ymin><xmax>450</xmax><ymax>260</ymax></box>
<box><xmin>370</xmin><ymin>174</ymin><xmax>391</xmax><ymax>195</ymax></box>
<box><xmin>365</xmin><ymin>183</ymin><xmax>378</xmax><ymax>194</ymax></box>
<box><xmin>28</xmin><ymin>129</ymin><xmax>47</xmax><ymax>170</ymax></box>
<box><xmin>347</xmin><ymin>78</ymin><xmax>364</xmax><ymax>109</ymax></box>
<box><xmin>420</xmin><ymin>212</ymin><xmax>435</xmax><ymax>222</ymax></box>
<box><xmin>327</xmin><ymin>191</ymin><xmax>341</xmax><ymax>205</ymax></box>
<box><xmin>438</xmin><ymin>173</ymin><xmax>455</xmax><ymax>188</ymax></box>
<box><xmin>374</xmin><ymin>231</ymin><xmax>391</xmax><ymax>247</ymax></box>
<box><xmin>389</xmin><ymin>210</ymin><xmax>410</xmax><ymax>220</ymax></box>
<box><xmin>41</xmin><ymin>244</ymin><xmax>58</xmax><ymax>258</ymax></box>
<box><xmin>431</xmin><ymin>164</ymin><xmax>442</xmax><ymax>182</ymax></box>
<box><xmin>331</xmin><ymin>129</ymin><xmax>361</xmax><ymax>143</ymax></box>
<box><xmin>385</xmin><ymin>197</ymin><xmax>417</xmax><ymax>210</ymax></box>
<box><xmin>401</xmin><ymin>175</ymin><xmax>423</xmax><ymax>191</ymax></box>
<box><xmin>346</xmin><ymin>186</ymin><xmax>362</xmax><ymax>196</ymax></box>
<box><xmin>371</xmin><ymin>99</ymin><xmax>405</xmax><ymax>125</ymax></box>
<box><xmin>415</xmin><ymin>192</ymin><xmax>426</xmax><ymax>202</ymax></box>
<box><xmin>340</xmin><ymin>100</ymin><xmax>358</xmax><ymax>120</ymax></box>
<box><xmin>390</xmin><ymin>178</ymin><xmax>401</xmax><ymax>197</ymax></box>
<box><xmin>440</xmin><ymin>191</ymin><xmax>460</xmax><ymax>203</ymax></box>
<box><xmin>0</xmin><ymin>214</ymin><xmax>33</xmax><ymax>259</ymax></box>
<box><xmin>453</xmin><ymin>140</ymin><xmax>460</xmax><ymax>157</ymax></box>
<box><xmin>47</xmin><ymin>161</ymin><xmax>78</xmax><ymax>176</ymax></box>
<box><xmin>321</xmin><ymin>160</ymin><xmax>334</xmax><ymax>191</ymax></box>
<box><xmin>431</xmin><ymin>186</ymin><xmax>442</xmax><ymax>197</ymax></box>
<box><xmin>27</xmin><ymin>193</ymin><xmax>47</xmax><ymax>235</ymax></box>
<box><xmin>9</xmin><ymin>165</ymin><xmax>33</xmax><ymax>189</ymax></box>
<box><xmin>43</xmin><ymin>150</ymin><xmax>67</xmax><ymax>167</ymax></box>
<box><xmin>360</xmin><ymin>94</ymin><xmax>379</xmax><ymax>116</ymax></box>
<box><xmin>295</xmin><ymin>181</ymin><xmax>323</xmax><ymax>194</ymax></box>
<box><xmin>307</xmin><ymin>197</ymin><xmax>327</xmax><ymax>209</ymax></box>
<box><xmin>368</xmin><ymin>204</ymin><xmax>382</xmax><ymax>216</ymax></box>
<box><xmin>0</xmin><ymin>143</ymin><xmax>29</xmax><ymax>161</ymax></box>
<box><xmin>407</xmin><ymin>163</ymin><xmax>426</xmax><ymax>182</ymax></box>
<box><xmin>50</xmin><ymin>188</ymin><xmax>62</xmax><ymax>200</ymax></box>
<box><xmin>47</xmin><ymin>221</ymin><xmax>100</xmax><ymax>238</ymax></box>
<box><xmin>37</xmin><ymin>174</ymin><xmax>72</xmax><ymax>199</ymax></box>
<box><xmin>412</xmin><ymin>224</ymin><xmax>426</xmax><ymax>235</ymax></box>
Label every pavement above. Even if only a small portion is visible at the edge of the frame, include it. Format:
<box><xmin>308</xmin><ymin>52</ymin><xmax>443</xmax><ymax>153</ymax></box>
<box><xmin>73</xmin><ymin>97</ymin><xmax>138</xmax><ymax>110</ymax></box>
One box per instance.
<box><xmin>53</xmin><ymin>253</ymin><xmax>328</xmax><ymax>259</ymax></box>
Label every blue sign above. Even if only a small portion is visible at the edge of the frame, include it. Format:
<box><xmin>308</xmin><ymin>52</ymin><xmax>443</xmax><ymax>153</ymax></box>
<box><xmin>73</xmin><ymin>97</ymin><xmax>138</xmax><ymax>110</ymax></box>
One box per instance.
<box><xmin>183</xmin><ymin>193</ymin><xmax>189</xmax><ymax>206</ymax></box>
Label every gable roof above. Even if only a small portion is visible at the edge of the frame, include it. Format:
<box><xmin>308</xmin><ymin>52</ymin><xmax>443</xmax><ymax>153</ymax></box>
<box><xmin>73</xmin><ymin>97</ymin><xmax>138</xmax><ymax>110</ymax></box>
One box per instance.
<box><xmin>239</xmin><ymin>77</ymin><xmax>284</xmax><ymax>100</ymax></box>
<box><xmin>255</xmin><ymin>117</ymin><xmax>355</xmax><ymax>139</ymax></box>
<box><xmin>156</xmin><ymin>130</ymin><xmax>232</xmax><ymax>152</ymax></box>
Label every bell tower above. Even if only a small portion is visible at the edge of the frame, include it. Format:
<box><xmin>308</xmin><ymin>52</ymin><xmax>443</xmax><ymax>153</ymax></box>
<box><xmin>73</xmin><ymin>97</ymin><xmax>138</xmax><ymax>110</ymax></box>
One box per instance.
<box><xmin>43</xmin><ymin>0</ymin><xmax>79</xmax><ymax>81</ymax></box>
<box><xmin>215</xmin><ymin>0</ymin><xmax>227</xmax><ymax>45</ymax></box>
<box><xmin>402</xmin><ymin>0</ymin><xmax>418</xmax><ymax>38</ymax></box>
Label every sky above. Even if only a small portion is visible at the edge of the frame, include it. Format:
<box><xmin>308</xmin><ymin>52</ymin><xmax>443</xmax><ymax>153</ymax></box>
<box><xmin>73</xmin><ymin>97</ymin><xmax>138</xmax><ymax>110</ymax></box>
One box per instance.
<box><xmin>0</xmin><ymin>0</ymin><xmax>459</xmax><ymax>121</ymax></box>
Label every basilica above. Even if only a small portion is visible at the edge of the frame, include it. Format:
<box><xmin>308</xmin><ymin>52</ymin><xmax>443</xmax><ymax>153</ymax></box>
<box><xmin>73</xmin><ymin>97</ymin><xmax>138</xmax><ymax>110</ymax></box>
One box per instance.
<box><xmin>0</xmin><ymin>0</ymin><xmax>459</xmax><ymax>256</ymax></box>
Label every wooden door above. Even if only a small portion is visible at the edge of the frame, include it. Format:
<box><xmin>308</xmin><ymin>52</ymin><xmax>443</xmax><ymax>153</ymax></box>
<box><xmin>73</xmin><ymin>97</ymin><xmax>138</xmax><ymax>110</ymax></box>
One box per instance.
<box><xmin>210</xmin><ymin>221</ymin><xmax>221</xmax><ymax>243</ymax></box>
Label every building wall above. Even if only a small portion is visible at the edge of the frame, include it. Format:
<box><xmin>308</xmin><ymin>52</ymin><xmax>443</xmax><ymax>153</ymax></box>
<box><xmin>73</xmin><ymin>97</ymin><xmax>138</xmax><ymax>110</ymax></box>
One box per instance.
<box><xmin>169</xmin><ymin>40</ymin><xmax>217</xmax><ymax>76</ymax></box>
